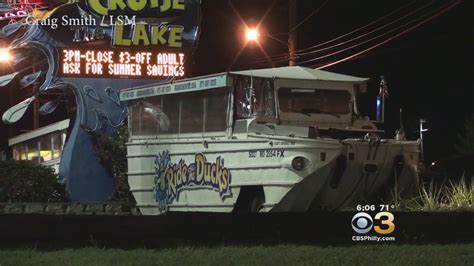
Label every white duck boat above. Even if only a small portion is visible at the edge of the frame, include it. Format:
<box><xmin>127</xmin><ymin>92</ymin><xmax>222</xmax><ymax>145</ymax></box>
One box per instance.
<box><xmin>120</xmin><ymin>66</ymin><xmax>420</xmax><ymax>215</ymax></box>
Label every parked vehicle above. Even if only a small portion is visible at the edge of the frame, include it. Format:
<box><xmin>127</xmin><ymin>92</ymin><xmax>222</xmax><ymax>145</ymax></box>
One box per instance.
<box><xmin>120</xmin><ymin>66</ymin><xmax>420</xmax><ymax>215</ymax></box>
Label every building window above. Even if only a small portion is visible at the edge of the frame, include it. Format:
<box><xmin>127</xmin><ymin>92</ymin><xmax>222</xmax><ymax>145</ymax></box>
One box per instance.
<box><xmin>11</xmin><ymin>130</ymin><xmax>65</xmax><ymax>163</ymax></box>
<box><xmin>39</xmin><ymin>135</ymin><xmax>53</xmax><ymax>162</ymax></box>
<box><xmin>52</xmin><ymin>132</ymin><xmax>62</xmax><ymax>160</ymax></box>
<box><xmin>13</xmin><ymin>145</ymin><xmax>24</xmax><ymax>160</ymax></box>
<box><xmin>25</xmin><ymin>139</ymin><xmax>39</xmax><ymax>163</ymax></box>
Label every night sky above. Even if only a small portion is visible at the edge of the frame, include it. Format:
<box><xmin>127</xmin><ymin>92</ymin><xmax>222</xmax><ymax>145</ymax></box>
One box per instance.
<box><xmin>192</xmin><ymin>0</ymin><xmax>473</xmax><ymax>163</ymax></box>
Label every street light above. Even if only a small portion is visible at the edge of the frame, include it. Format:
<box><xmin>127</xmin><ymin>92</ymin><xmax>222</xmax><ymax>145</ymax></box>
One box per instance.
<box><xmin>244</xmin><ymin>27</ymin><xmax>295</xmax><ymax>66</ymax></box>
<box><xmin>245</xmin><ymin>28</ymin><xmax>259</xmax><ymax>42</ymax></box>
<box><xmin>0</xmin><ymin>48</ymin><xmax>11</xmax><ymax>62</ymax></box>
<box><xmin>245</xmin><ymin>27</ymin><xmax>288</xmax><ymax>46</ymax></box>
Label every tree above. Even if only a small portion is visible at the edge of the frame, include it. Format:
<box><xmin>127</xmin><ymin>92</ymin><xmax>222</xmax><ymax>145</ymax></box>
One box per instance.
<box><xmin>455</xmin><ymin>115</ymin><xmax>474</xmax><ymax>181</ymax></box>
<box><xmin>95</xmin><ymin>123</ymin><xmax>135</xmax><ymax>205</ymax></box>
<box><xmin>456</xmin><ymin>115</ymin><xmax>474</xmax><ymax>155</ymax></box>
<box><xmin>0</xmin><ymin>160</ymin><xmax>66</xmax><ymax>202</ymax></box>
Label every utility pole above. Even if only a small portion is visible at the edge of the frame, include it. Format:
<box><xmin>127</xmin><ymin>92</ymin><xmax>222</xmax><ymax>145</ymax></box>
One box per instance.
<box><xmin>288</xmin><ymin>0</ymin><xmax>297</xmax><ymax>66</ymax></box>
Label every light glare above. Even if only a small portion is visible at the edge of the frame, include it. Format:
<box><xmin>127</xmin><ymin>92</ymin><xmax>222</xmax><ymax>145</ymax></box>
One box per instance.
<box><xmin>246</xmin><ymin>28</ymin><xmax>259</xmax><ymax>42</ymax></box>
<box><xmin>0</xmin><ymin>48</ymin><xmax>11</xmax><ymax>62</ymax></box>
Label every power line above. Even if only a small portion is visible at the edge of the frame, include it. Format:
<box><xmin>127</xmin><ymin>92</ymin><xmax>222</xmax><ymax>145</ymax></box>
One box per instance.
<box><xmin>315</xmin><ymin>0</ymin><xmax>461</xmax><ymax>70</ymax></box>
<box><xmin>308</xmin><ymin>44</ymin><xmax>418</xmax><ymax>68</ymax></box>
<box><xmin>294</xmin><ymin>1</ymin><xmax>432</xmax><ymax>58</ymax></box>
<box><xmin>296</xmin><ymin>1</ymin><xmax>440</xmax><ymax>65</ymax></box>
<box><xmin>255</xmin><ymin>0</ymin><xmax>418</xmax><ymax>62</ymax></box>
<box><xmin>256</xmin><ymin>0</ymin><xmax>454</xmax><ymax>67</ymax></box>
<box><xmin>296</xmin><ymin>0</ymin><xmax>418</xmax><ymax>53</ymax></box>
<box><xmin>289</xmin><ymin>0</ymin><xmax>330</xmax><ymax>33</ymax></box>
<box><xmin>259</xmin><ymin>0</ymin><xmax>434</xmax><ymax>65</ymax></box>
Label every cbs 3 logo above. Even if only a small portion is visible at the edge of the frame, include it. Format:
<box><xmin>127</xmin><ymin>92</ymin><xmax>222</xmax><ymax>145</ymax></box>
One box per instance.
<box><xmin>351</xmin><ymin>212</ymin><xmax>395</xmax><ymax>235</ymax></box>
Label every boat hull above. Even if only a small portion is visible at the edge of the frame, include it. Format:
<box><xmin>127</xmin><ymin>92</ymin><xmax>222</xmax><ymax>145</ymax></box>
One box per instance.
<box><xmin>127</xmin><ymin>135</ymin><xmax>420</xmax><ymax>215</ymax></box>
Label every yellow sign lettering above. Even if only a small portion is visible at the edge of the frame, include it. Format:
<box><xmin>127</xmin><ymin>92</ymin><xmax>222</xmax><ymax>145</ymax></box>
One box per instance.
<box><xmin>110</xmin><ymin>0</ymin><xmax>127</xmax><ymax>11</ymax></box>
<box><xmin>113</xmin><ymin>25</ymin><xmax>131</xmax><ymax>46</ymax></box>
<box><xmin>128</xmin><ymin>0</ymin><xmax>147</xmax><ymax>12</ymax></box>
<box><xmin>150</xmin><ymin>0</ymin><xmax>159</xmax><ymax>8</ymax></box>
<box><xmin>195</xmin><ymin>153</ymin><xmax>205</xmax><ymax>183</ymax></box>
<box><xmin>87</xmin><ymin>0</ymin><xmax>108</xmax><ymax>16</ymax></box>
<box><xmin>168</xmin><ymin>26</ymin><xmax>184</xmax><ymax>48</ymax></box>
<box><xmin>160</xmin><ymin>0</ymin><xmax>172</xmax><ymax>12</ymax></box>
<box><xmin>132</xmin><ymin>24</ymin><xmax>150</xmax><ymax>46</ymax></box>
<box><xmin>88</xmin><ymin>0</ymin><xmax>186</xmax><ymax>15</ymax></box>
<box><xmin>151</xmin><ymin>25</ymin><xmax>168</xmax><ymax>45</ymax></box>
<box><xmin>220</xmin><ymin>170</ymin><xmax>228</xmax><ymax>193</ymax></box>
<box><xmin>173</xmin><ymin>0</ymin><xmax>185</xmax><ymax>10</ymax></box>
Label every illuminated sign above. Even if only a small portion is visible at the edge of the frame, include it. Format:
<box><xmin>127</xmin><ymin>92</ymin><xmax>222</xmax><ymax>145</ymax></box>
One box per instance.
<box><xmin>60</xmin><ymin>49</ymin><xmax>185</xmax><ymax>78</ymax></box>
<box><xmin>80</xmin><ymin>0</ymin><xmax>190</xmax><ymax>47</ymax></box>
<box><xmin>0</xmin><ymin>0</ymin><xmax>201</xmax><ymax>203</ymax></box>
<box><xmin>0</xmin><ymin>10</ymin><xmax>27</xmax><ymax>21</ymax></box>
<box><xmin>119</xmin><ymin>75</ymin><xmax>229</xmax><ymax>101</ymax></box>
<box><xmin>113</xmin><ymin>23</ymin><xmax>185</xmax><ymax>48</ymax></box>
<box><xmin>52</xmin><ymin>0</ymin><xmax>200</xmax><ymax>79</ymax></box>
<box><xmin>86</xmin><ymin>0</ymin><xmax>186</xmax><ymax>16</ymax></box>
<box><xmin>0</xmin><ymin>0</ymin><xmax>49</xmax><ymax>21</ymax></box>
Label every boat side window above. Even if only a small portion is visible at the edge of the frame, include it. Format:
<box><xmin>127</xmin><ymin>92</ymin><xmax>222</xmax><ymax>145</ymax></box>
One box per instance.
<box><xmin>162</xmin><ymin>94</ymin><xmax>180</xmax><ymax>134</ymax></box>
<box><xmin>205</xmin><ymin>89</ymin><xmax>228</xmax><ymax>132</ymax></box>
<box><xmin>130</xmin><ymin>96</ymin><xmax>177</xmax><ymax>136</ymax></box>
<box><xmin>235</xmin><ymin>77</ymin><xmax>275</xmax><ymax>119</ymax></box>
<box><xmin>255</xmin><ymin>79</ymin><xmax>276</xmax><ymax>117</ymax></box>
<box><xmin>180</xmin><ymin>91</ymin><xmax>204</xmax><ymax>134</ymax></box>
<box><xmin>130</xmin><ymin>100</ymin><xmax>142</xmax><ymax>136</ymax></box>
<box><xmin>278</xmin><ymin>88</ymin><xmax>351</xmax><ymax>115</ymax></box>
<box><xmin>130</xmin><ymin>88</ymin><xmax>229</xmax><ymax>136</ymax></box>
<box><xmin>141</xmin><ymin>96</ymin><xmax>161</xmax><ymax>135</ymax></box>
<box><xmin>235</xmin><ymin>77</ymin><xmax>252</xmax><ymax>118</ymax></box>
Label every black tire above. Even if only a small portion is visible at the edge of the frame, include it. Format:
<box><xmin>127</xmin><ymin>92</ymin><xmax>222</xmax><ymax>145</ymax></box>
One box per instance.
<box><xmin>233</xmin><ymin>186</ymin><xmax>265</xmax><ymax>213</ymax></box>
<box><xmin>250</xmin><ymin>195</ymin><xmax>265</xmax><ymax>213</ymax></box>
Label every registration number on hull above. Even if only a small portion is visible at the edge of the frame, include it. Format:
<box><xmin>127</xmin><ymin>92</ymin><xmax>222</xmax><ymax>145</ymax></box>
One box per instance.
<box><xmin>249</xmin><ymin>149</ymin><xmax>285</xmax><ymax>158</ymax></box>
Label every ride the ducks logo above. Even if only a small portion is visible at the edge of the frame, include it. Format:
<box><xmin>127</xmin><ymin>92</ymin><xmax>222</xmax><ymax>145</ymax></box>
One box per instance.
<box><xmin>154</xmin><ymin>151</ymin><xmax>232</xmax><ymax>211</ymax></box>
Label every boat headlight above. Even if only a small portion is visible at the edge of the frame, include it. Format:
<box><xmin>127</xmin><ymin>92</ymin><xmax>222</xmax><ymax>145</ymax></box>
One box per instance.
<box><xmin>292</xmin><ymin>156</ymin><xmax>306</xmax><ymax>171</ymax></box>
